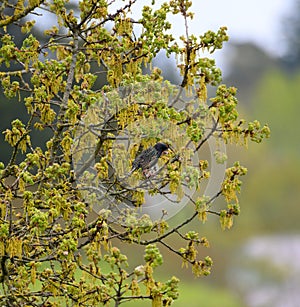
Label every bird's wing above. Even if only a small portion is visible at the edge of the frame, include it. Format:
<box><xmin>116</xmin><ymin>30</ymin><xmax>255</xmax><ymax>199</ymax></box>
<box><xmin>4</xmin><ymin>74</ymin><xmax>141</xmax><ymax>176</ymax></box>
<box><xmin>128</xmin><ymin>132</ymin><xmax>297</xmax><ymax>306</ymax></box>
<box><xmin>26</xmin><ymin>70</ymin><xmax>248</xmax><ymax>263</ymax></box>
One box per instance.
<box><xmin>132</xmin><ymin>146</ymin><xmax>158</xmax><ymax>170</ymax></box>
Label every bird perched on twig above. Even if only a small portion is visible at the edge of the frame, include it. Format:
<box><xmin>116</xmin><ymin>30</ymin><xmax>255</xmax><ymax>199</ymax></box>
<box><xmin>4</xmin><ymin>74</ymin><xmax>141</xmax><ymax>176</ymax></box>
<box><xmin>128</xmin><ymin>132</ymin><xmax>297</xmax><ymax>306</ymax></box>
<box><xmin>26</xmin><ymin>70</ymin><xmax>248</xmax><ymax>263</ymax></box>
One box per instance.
<box><xmin>131</xmin><ymin>142</ymin><xmax>169</xmax><ymax>177</ymax></box>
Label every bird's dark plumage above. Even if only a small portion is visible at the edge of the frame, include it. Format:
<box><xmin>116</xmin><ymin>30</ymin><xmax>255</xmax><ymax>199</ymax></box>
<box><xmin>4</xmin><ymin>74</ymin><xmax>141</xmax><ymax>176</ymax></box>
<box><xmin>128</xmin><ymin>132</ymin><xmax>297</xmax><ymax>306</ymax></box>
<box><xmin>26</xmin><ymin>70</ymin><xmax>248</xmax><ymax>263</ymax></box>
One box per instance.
<box><xmin>131</xmin><ymin>142</ymin><xmax>169</xmax><ymax>175</ymax></box>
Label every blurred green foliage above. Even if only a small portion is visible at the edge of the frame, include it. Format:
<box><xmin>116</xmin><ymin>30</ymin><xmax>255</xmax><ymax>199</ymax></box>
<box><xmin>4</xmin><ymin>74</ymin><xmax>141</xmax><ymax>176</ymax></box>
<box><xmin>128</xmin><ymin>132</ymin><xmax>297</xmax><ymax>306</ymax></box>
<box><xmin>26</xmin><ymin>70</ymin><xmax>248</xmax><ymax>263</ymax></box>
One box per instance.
<box><xmin>126</xmin><ymin>282</ymin><xmax>244</xmax><ymax>307</ymax></box>
<box><xmin>237</xmin><ymin>69</ymin><xmax>300</xmax><ymax>233</ymax></box>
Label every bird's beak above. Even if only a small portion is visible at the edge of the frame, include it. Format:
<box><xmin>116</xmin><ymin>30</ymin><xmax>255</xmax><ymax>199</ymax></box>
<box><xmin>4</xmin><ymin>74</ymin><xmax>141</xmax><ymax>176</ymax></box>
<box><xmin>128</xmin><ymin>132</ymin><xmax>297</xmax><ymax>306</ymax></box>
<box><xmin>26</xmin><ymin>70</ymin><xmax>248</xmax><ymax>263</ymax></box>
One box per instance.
<box><xmin>162</xmin><ymin>146</ymin><xmax>174</xmax><ymax>155</ymax></box>
<box><xmin>167</xmin><ymin>145</ymin><xmax>175</xmax><ymax>153</ymax></box>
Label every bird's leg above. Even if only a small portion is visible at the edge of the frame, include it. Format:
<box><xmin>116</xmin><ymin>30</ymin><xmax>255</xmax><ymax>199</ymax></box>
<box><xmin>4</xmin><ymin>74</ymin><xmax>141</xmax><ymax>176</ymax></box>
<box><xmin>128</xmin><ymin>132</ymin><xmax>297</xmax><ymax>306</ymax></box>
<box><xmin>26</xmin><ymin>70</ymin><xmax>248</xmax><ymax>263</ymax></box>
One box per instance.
<box><xmin>143</xmin><ymin>169</ymin><xmax>151</xmax><ymax>178</ymax></box>
<box><xmin>144</xmin><ymin>167</ymin><xmax>157</xmax><ymax>178</ymax></box>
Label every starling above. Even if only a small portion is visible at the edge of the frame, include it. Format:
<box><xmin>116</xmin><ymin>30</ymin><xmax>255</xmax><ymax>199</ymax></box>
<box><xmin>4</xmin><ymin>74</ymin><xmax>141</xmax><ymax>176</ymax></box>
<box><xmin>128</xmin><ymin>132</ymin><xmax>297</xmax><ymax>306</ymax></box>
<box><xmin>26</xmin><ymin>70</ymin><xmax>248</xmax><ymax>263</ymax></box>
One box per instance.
<box><xmin>131</xmin><ymin>142</ymin><xmax>169</xmax><ymax>177</ymax></box>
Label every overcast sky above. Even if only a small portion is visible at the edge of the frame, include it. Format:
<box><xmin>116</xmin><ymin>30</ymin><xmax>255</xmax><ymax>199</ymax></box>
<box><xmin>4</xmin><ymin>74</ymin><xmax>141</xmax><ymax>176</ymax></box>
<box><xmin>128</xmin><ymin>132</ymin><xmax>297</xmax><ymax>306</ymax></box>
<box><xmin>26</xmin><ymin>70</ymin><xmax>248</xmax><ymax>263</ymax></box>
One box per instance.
<box><xmin>168</xmin><ymin>0</ymin><xmax>295</xmax><ymax>57</ymax></box>
<box><xmin>116</xmin><ymin>0</ymin><xmax>295</xmax><ymax>75</ymax></box>
<box><xmin>39</xmin><ymin>0</ymin><xmax>295</xmax><ymax>57</ymax></box>
<box><xmin>122</xmin><ymin>0</ymin><xmax>296</xmax><ymax>56</ymax></box>
<box><xmin>36</xmin><ymin>0</ymin><xmax>296</xmax><ymax>72</ymax></box>
<box><xmin>134</xmin><ymin>0</ymin><xmax>296</xmax><ymax>76</ymax></box>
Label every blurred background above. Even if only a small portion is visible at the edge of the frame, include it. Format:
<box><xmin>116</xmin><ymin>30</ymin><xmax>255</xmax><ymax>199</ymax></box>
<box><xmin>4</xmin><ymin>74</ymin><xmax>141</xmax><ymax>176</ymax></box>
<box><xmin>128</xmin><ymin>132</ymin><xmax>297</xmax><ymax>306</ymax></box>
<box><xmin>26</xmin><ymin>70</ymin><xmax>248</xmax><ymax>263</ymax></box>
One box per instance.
<box><xmin>154</xmin><ymin>1</ymin><xmax>300</xmax><ymax>306</ymax></box>
<box><xmin>1</xmin><ymin>0</ymin><xmax>300</xmax><ymax>306</ymax></box>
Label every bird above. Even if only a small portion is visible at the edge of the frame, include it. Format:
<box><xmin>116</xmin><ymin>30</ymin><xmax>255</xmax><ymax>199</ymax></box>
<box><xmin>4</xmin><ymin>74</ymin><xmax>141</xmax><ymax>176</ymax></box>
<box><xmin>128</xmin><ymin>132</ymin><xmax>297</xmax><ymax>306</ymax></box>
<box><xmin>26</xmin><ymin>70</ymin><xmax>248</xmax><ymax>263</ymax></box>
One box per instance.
<box><xmin>131</xmin><ymin>142</ymin><xmax>169</xmax><ymax>177</ymax></box>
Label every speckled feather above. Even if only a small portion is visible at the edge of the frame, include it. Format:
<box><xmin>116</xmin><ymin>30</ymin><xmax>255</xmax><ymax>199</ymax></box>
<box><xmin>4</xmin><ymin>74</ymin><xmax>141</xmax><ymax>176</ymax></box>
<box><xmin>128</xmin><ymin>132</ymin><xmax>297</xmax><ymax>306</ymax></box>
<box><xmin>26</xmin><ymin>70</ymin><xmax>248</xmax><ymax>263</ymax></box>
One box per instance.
<box><xmin>131</xmin><ymin>143</ymin><xmax>169</xmax><ymax>172</ymax></box>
